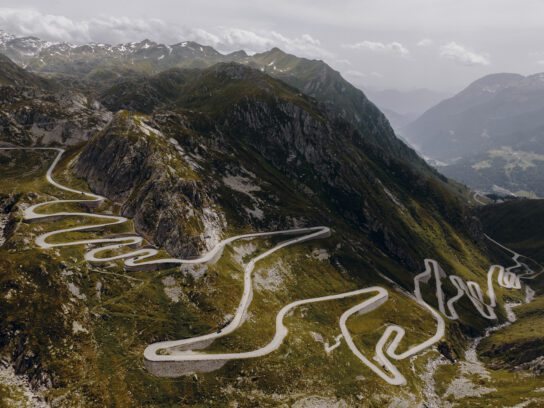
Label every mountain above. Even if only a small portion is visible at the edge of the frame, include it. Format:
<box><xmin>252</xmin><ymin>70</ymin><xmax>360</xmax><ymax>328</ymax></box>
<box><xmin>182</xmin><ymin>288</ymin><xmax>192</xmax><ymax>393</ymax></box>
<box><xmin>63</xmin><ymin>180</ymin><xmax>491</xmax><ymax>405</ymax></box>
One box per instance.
<box><xmin>88</xmin><ymin>62</ymin><xmax>479</xmax><ymax>272</ymax></box>
<box><xmin>0</xmin><ymin>53</ymin><xmax>53</xmax><ymax>89</ymax></box>
<box><xmin>0</xmin><ymin>54</ymin><xmax>110</xmax><ymax>146</ymax></box>
<box><xmin>1</xmin><ymin>30</ymin><xmax>431</xmax><ymax>169</ymax></box>
<box><xmin>0</xmin><ymin>31</ymin><xmax>56</xmax><ymax>65</ymax></box>
<box><xmin>0</xmin><ymin>34</ymin><xmax>542</xmax><ymax>407</ymax></box>
<box><xmin>0</xmin><ymin>30</ymin><xmax>223</xmax><ymax>71</ymax></box>
<box><xmin>404</xmin><ymin>72</ymin><xmax>544</xmax><ymax>196</ymax></box>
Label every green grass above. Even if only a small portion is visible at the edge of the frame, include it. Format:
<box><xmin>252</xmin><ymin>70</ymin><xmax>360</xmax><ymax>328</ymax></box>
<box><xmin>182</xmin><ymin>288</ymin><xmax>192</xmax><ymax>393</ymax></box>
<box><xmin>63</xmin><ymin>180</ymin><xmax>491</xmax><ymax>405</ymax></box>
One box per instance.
<box><xmin>479</xmin><ymin>296</ymin><xmax>544</xmax><ymax>368</ymax></box>
<box><xmin>478</xmin><ymin>199</ymin><xmax>544</xmax><ymax>264</ymax></box>
<box><xmin>1</xmin><ymin>138</ymin><xmax>542</xmax><ymax>407</ymax></box>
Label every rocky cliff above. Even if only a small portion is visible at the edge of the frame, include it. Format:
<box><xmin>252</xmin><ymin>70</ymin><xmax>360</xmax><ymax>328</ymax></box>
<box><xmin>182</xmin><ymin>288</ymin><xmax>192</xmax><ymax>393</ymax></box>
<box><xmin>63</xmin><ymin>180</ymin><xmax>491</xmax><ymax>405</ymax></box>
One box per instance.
<box><xmin>74</xmin><ymin>111</ymin><xmax>222</xmax><ymax>258</ymax></box>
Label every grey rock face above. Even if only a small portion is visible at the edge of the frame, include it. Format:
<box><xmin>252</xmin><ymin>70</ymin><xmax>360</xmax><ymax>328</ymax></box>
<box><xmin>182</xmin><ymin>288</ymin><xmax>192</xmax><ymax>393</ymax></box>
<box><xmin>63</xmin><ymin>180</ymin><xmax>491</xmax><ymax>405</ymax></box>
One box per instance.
<box><xmin>74</xmin><ymin>113</ymin><xmax>218</xmax><ymax>258</ymax></box>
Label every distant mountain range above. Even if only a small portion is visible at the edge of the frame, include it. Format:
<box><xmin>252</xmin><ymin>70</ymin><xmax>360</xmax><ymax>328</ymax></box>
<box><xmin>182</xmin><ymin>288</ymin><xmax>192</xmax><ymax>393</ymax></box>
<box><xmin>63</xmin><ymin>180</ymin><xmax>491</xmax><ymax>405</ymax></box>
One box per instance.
<box><xmin>364</xmin><ymin>88</ymin><xmax>450</xmax><ymax>132</ymax></box>
<box><xmin>403</xmin><ymin>72</ymin><xmax>544</xmax><ymax>197</ymax></box>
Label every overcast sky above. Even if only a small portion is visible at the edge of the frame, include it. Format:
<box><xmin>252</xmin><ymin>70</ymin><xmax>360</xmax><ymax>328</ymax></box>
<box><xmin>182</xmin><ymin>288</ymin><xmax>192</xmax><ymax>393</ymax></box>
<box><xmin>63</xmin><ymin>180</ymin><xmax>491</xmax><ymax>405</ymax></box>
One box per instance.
<box><xmin>1</xmin><ymin>0</ymin><xmax>543</xmax><ymax>93</ymax></box>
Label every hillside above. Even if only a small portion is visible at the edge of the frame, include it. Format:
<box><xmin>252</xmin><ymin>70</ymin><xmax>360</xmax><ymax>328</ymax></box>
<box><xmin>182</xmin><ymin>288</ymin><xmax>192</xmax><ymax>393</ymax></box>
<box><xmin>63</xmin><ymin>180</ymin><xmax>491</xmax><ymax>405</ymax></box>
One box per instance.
<box><xmin>0</xmin><ymin>53</ymin><xmax>53</xmax><ymax>89</ymax></box>
<box><xmin>475</xmin><ymin>199</ymin><xmax>544</xmax><ymax>378</ymax></box>
<box><xmin>0</xmin><ymin>54</ymin><xmax>110</xmax><ymax>146</ymax></box>
<box><xmin>477</xmin><ymin>199</ymin><xmax>544</xmax><ymax>263</ymax></box>
<box><xmin>1</xmin><ymin>30</ymin><xmax>429</xmax><ymax>169</ymax></box>
<box><xmin>92</xmin><ymin>63</ymin><xmax>480</xmax><ymax>272</ymax></box>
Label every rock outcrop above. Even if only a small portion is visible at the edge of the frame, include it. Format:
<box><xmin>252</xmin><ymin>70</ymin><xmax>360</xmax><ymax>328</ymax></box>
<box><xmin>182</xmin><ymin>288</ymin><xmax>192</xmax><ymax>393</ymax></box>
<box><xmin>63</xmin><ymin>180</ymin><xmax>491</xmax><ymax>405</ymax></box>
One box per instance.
<box><xmin>74</xmin><ymin>111</ymin><xmax>221</xmax><ymax>258</ymax></box>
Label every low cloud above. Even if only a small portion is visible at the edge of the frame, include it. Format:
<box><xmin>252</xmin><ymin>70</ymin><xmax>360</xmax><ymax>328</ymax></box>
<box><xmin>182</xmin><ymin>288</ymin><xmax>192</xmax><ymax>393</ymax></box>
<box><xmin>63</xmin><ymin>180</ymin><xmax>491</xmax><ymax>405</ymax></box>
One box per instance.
<box><xmin>0</xmin><ymin>8</ymin><xmax>333</xmax><ymax>59</ymax></box>
<box><xmin>439</xmin><ymin>42</ymin><xmax>490</xmax><ymax>66</ymax></box>
<box><xmin>218</xmin><ymin>29</ymin><xmax>333</xmax><ymax>59</ymax></box>
<box><xmin>417</xmin><ymin>38</ymin><xmax>434</xmax><ymax>47</ymax></box>
<box><xmin>0</xmin><ymin>8</ymin><xmax>179</xmax><ymax>44</ymax></box>
<box><xmin>342</xmin><ymin>40</ymin><xmax>410</xmax><ymax>57</ymax></box>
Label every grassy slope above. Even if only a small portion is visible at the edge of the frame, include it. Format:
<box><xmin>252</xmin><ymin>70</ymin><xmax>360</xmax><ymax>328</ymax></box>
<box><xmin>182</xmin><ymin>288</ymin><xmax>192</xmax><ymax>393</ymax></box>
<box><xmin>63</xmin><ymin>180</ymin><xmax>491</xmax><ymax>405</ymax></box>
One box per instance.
<box><xmin>478</xmin><ymin>199</ymin><xmax>544</xmax><ymax>263</ymax></box>
<box><xmin>474</xmin><ymin>199</ymin><xmax>544</xmax><ymax>394</ymax></box>
<box><xmin>1</xmin><ymin>139</ymin><xmax>542</xmax><ymax>407</ymax></box>
<box><xmin>0</xmin><ymin>149</ymin><xmax>431</xmax><ymax>406</ymax></box>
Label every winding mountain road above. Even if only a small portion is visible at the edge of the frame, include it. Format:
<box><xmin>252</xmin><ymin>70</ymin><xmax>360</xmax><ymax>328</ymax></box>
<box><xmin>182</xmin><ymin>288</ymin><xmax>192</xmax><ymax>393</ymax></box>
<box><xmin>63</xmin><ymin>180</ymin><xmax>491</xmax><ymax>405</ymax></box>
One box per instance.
<box><xmin>0</xmin><ymin>147</ymin><xmax>538</xmax><ymax>386</ymax></box>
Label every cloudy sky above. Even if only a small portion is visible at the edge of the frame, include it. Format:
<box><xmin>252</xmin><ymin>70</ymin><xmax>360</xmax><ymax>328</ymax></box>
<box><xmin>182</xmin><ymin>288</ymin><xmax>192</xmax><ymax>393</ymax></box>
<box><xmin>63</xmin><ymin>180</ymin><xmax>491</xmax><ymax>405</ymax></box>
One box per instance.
<box><xmin>1</xmin><ymin>0</ymin><xmax>543</xmax><ymax>93</ymax></box>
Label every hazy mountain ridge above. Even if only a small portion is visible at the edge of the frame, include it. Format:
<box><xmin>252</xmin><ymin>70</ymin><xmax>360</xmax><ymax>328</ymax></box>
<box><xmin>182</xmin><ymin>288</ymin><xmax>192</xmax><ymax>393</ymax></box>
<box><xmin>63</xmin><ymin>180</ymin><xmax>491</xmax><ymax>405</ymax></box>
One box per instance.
<box><xmin>404</xmin><ymin>72</ymin><xmax>544</xmax><ymax>196</ymax></box>
<box><xmin>0</xmin><ymin>30</ymin><xmax>220</xmax><ymax>66</ymax></box>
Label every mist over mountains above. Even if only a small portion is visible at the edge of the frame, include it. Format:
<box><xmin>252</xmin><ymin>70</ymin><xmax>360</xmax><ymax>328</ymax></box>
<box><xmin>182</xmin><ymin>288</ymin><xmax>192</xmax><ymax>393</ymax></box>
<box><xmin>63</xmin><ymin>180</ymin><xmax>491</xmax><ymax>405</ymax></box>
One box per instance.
<box><xmin>404</xmin><ymin>72</ymin><xmax>544</xmax><ymax>197</ymax></box>
<box><xmin>366</xmin><ymin>87</ymin><xmax>449</xmax><ymax>115</ymax></box>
